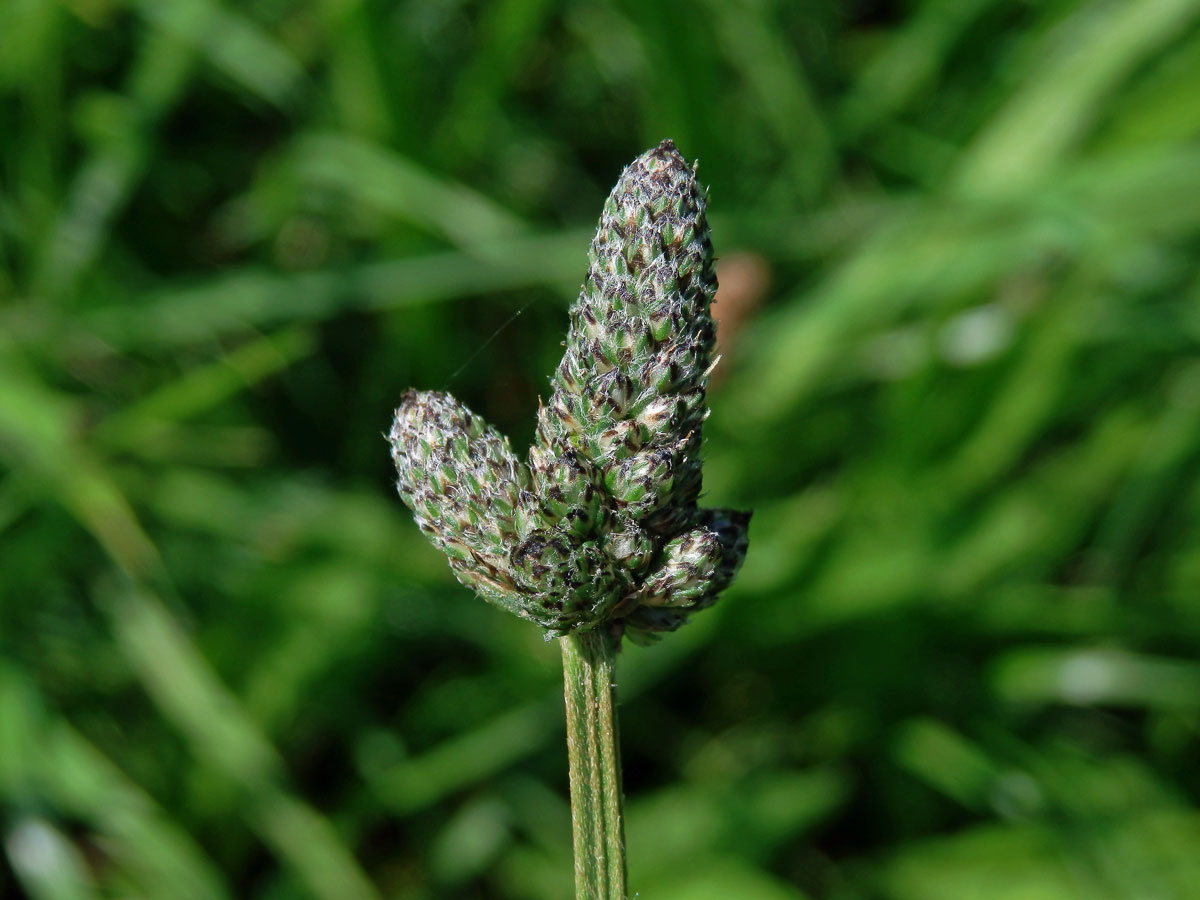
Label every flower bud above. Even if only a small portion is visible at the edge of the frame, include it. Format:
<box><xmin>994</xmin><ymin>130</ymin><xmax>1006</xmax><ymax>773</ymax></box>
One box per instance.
<box><xmin>528</xmin><ymin>444</ymin><xmax>602</xmax><ymax>539</ymax></box>
<box><xmin>606</xmin><ymin>523</ymin><xmax>656</xmax><ymax>573</ymax></box>
<box><xmin>639</xmin><ymin>527</ymin><xmax>722</xmax><ymax>607</ymax></box>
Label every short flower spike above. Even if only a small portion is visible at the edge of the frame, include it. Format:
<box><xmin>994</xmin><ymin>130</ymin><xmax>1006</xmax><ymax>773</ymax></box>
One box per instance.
<box><xmin>389</xmin><ymin>140</ymin><xmax>750</xmax><ymax>642</ymax></box>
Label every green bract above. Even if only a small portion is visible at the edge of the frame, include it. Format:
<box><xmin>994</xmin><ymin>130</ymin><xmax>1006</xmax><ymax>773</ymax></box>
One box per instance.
<box><xmin>389</xmin><ymin>140</ymin><xmax>750</xmax><ymax>642</ymax></box>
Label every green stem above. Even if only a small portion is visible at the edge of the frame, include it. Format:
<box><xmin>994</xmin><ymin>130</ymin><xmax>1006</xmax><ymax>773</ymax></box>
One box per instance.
<box><xmin>560</xmin><ymin>629</ymin><xmax>627</xmax><ymax>900</ymax></box>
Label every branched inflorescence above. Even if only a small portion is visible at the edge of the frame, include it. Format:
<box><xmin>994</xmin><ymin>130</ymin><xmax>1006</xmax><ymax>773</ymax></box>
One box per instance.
<box><xmin>389</xmin><ymin>140</ymin><xmax>749</xmax><ymax>642</ymax></box>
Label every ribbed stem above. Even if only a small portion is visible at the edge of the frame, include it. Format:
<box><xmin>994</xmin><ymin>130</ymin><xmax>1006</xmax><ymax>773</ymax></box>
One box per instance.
<box><xmin>561</xmin><ymin>630</ymin><xmax>627</xmax><ymax>900</ymax></box>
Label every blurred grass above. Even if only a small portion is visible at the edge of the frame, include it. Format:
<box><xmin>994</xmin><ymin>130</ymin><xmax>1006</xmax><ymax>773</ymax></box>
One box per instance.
<box><xmin>3</xmin><ymin>0</ymin><xmax>1200</xmax><ymax>898</ymax></box>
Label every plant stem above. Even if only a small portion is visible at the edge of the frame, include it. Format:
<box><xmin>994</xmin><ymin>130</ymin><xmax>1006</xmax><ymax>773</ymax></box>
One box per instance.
<box><xmin>561</xmin><ymin>629</ymin><xmax>627</xmax><ymax>900</ymax></box>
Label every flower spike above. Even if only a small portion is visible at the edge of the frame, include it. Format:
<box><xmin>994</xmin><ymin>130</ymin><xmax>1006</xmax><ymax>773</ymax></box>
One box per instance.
<box><xmin>389</xmin><ymin>141</ymin><xmax>750</xmax><ymax>641</ymax></box>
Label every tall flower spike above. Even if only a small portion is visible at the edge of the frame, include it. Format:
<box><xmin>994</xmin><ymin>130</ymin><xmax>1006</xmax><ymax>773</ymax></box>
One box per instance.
<box><xmin>538</xmin><ymin>138</ymin><xmax>718</xmax><ymax>525</ymax></box>
<box><xmin>389</xmin><ymin>141</ymin><xmax>750</xmax><ymax>641</ymax></box>
<box><xmin>533</xmin><ymin>138</ymin><xmax>750</xmax><ymax>643</ymax></box>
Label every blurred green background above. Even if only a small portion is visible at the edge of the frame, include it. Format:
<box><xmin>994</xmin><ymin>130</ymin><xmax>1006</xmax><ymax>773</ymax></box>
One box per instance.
<box><xmin>3</xmin><ymin>0</ymin><xmax>1200</xmax><ymax>897</ymax></box>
